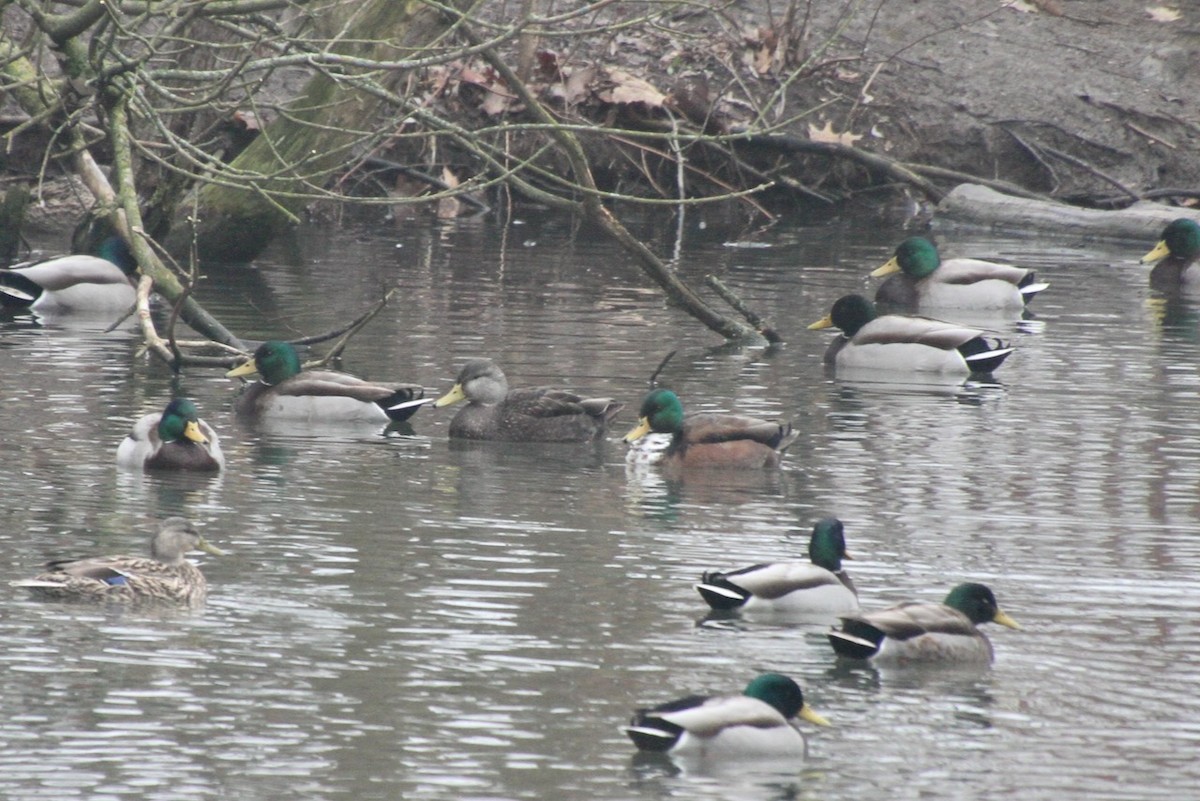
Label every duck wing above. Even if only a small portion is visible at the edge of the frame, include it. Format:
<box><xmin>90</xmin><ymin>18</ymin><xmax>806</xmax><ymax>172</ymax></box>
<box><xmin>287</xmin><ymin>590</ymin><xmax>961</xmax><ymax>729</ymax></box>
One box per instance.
<box><xmin>855</xmin><ymin>315</ymin><xmax>987</xmax><ymax>350</ymax></box>
<box><xmin>6</xmin><ymin>256</ymin><xmax>130</xmax><ymax>290</ymax></box>
<box><xmin>272</xmin><ymin>370</ymin><xmax>420</xmax><ymax>402</ymax></box>
<box><xmin>848</xmin><ymin>601</ymin><xmax>977</xmax><ymax>640</ymax></box>
<box><xmin>681</xmin><ymin>413</ymin><xmax>794</xmax><ymax>448</ymax></box>
<box><xmin>507</xmin><ymin>387</ymin><xmax>622</xmax><ymax>420</ymax></box>
<box><xmin>934</xmin><ymin>258</ymin><xmax>1029</xmax><ymax>286</ymax></box>
<box><xmin>707</xmin><ymin>562</ymin><xmax>842</xmax><ymax>599</ymax></box>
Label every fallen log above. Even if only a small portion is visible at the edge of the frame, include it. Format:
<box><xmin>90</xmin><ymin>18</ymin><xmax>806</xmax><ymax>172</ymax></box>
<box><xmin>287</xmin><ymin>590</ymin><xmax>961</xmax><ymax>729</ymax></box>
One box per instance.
<box><xmin>934</xmin><ymin>184</ymin><xmax>1200</xmax><ymax>242</ymax></box>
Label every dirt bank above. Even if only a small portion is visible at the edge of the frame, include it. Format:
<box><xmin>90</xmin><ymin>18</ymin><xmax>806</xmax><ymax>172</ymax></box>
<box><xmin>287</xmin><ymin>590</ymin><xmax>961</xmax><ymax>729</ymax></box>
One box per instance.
<box><xmin>688</xmin><ymin>0</ymin><xmax>1198</xmax><ymax>204</ymax></box>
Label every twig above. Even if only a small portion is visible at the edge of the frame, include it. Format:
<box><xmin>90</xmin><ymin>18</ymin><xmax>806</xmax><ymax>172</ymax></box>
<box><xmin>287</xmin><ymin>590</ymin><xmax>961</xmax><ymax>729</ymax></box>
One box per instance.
<box><xmin>997</xmin><ymin>126</ymin><xmax>1059</xmax><ymax>193</ymax></box>
<box><xmin>303</xmin><ymin>286</ymin><xmax>398</xmax><ymax>367</ymax></box>
<box><xmin>356</xmin><ymin>155</ymin><xmax>491</xmax><ymax>212</ymax></box>
<box><xmin>1040</xmin><ymin>144</ymin><xmax>1139</xmax><ymax>202</ymax></box>
<box><xmin>733</xmin><ymin>133</ymin><xmax>945</xmax><ymax>202</ymax></box>
<box><xmin>1125</xmin><ymin>122</ymin><xmax>1176</xmax><ymax>150</ymax></box>
<box><xmin>647</xmin><ymin>350</ymin><xmax>677</xmax><ymax>387</ymax></box>
<box><xmin>133</xmin><ymin>275</ymin><xmax>176</xmax><ymax>366</ymax></box>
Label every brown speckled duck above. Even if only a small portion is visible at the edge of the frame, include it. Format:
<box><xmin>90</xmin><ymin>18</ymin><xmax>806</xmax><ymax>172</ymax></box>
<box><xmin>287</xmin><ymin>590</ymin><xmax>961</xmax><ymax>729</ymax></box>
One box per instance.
<box><xmin>433</xmin><ymin>358</ymin><xmax>623</xmax><ymax>441</ymax></box>
<box><xmin>11</xmin><ymin>518</ymin><xmax>224</xmax><ymax>606</ymax></box>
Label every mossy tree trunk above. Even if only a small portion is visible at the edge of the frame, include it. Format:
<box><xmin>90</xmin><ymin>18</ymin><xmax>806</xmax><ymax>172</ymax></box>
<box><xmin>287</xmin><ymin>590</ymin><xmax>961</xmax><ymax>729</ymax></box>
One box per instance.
<box><xmin>170</xmin><ymin>0</ymin><xmax>475</xmax><ymax>262</ymax></box>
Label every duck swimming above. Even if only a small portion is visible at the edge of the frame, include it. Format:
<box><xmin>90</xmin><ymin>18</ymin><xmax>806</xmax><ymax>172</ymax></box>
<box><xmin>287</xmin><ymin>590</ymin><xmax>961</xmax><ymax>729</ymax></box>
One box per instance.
<box><xmin>871</xmin><ymin>236</ymin><xmax>1048</xmax><ymax>311</ymax></box>
<box><xmin>827</xmin><ymin>582</ymin><xmax>1021</xmax><ymax>665</ymax></box>
<box><xmin>0</xmin><ymin>236</ymin><xmax>136</xmax><ymax>315</ymax></box>
<box><xmin>696</xmin><ymin>517</ymin><xmax>859</xmax><ymax>616</ymax></box>
<box><xmin>12</xmin><ymin>517</ymin><xmax>224</xmax><ymax>606</ymax></box>
<box><xmin>433</xmin><ymin>358</ymin><xmax>622</xmax><ymax>441</ymax></box>
<box><xmin>116</xmin><ymin>398</ymin><xmax>225</xmax><ymax>472</ymax></box>
<box><xmin>625</xmin><ymin>673</ymin><xmax>829</xmax><ymax>759</ymax></box>
<box><xmin>622</xmin><ymin>389</ymin><xmax>797</xmax><ymax>468</ymax></box>
<box><xmin>1141</xmin><ymin>218</ymin><xmax>1200</xmax><ymax>292</ymax></box>
<box><xmin>227</xmin><ymin>340</ymin><xmax>428</xmax><ymax>423</ymax></box>
<box><xmin>808</xmin><ymin>294</ymin><xmax>1013</xmax><ymax>375</ymax></box>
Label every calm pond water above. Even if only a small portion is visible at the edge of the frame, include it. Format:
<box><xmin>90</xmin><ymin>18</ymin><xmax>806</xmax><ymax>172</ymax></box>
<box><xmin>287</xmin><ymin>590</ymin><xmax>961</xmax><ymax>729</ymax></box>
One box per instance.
<box><xmin>2</xmin><ymin>202</ymin><xmax>1199</xmax><ymax>800</ymax></box>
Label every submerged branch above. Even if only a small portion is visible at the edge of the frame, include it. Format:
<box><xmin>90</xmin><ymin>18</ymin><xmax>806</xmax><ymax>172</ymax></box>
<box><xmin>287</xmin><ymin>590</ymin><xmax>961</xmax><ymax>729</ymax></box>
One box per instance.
<box><xmin>465</xmin><ymin>21</ymin><xmax>766</xmax><ymax>343</ymax></box>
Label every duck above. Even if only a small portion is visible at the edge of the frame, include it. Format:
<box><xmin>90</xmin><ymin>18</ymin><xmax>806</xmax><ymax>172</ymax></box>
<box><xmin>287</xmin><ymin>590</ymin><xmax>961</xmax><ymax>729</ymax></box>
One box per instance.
<box><xmin>0</xmin><ymin>236</ymin><xmax>137</xmax><ymax>314</ymax></box>
<box><xmin>625</xmin><ymin>673</ymin><xmax>829</xmax><ymax>759</ymax></box>
<box><xmin>226</xmin><ymin>340</ymin><xmax>429</xmax><ymax>423</ymax></box>
<box><xmin>827</xmin><ymin>582</ymin><xmax>1021</xmax><ymax>665</ymax></box>
<box><xmin>870</xmin><ymin>236</ymin><xmax>1048</xmax><ymax>312</ymax></box>
<box><xmin>808</xmin><ymin>294</ymin><xmax>1013</xmax><ymax>375</ymax></box>
<box><xmin>433</xmin><ymin>358</ymin><xmax>623</xmax><ymax>441</ymax></box>
<box><xmin>116</xmin><ymin>398</ymin><xmax>225</xmax><ymax>472</ymax></box>
<box><xmin>11</xmin><ymin>517</ymin><xmax>224</xmax><ymax>606</ymax></box>
<box><xmin>1140</xmin><ymin>218</ymin><xmax>1200</xmax><ymax>292</ymax></box>
<box><xmin>622</xmin><ymin>389</ymin><xmax>798</xmax><ymax>468</ymax></box>
<box><xmin>695</xmin><ymin>517</ymin><xmax>859</xmax><ymax>616</ymax></box>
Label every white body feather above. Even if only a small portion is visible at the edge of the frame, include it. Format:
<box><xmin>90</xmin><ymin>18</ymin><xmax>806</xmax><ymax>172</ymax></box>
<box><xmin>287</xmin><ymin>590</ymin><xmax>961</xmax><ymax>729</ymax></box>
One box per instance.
<box><xmin>652</xmin><ymin>696</ymin><xmax>805</xmax><ymax>758</ymax></box>
<box><xmin>917</xmin><ymin>258</ymin><xmax>1029</xmax><ymax>311</ymax></box>
<box><xmin>714</xmin><ymin>563</ymin><xmax>859</xmax><ymax>615</ymax></box>
<box><xmin>869</xmin><ymin>630</ymin><xmax>995</xmax><ymax>664</ymax></box>
<box><xmin>4</xmin><ymin>256</ymin><xmax>136</xmax><ymax>312</ymax></box>
<box><xmin>833</xmin><ymin>339</ymin><xmax>973</xmax><ymax>374</ymax></box>
<box><xmin>255</xmin><ymin>394</ymin><xmax>392</xmax><ymax>422</ymax></box>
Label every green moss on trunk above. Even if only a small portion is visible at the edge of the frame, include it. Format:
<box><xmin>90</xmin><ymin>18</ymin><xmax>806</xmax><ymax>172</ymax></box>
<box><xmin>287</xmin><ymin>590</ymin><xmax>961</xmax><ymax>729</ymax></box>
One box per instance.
<box><xmin>176</xmin><ymin>0</ymin><xmax>473</xmax><ymax>262</ymax></box>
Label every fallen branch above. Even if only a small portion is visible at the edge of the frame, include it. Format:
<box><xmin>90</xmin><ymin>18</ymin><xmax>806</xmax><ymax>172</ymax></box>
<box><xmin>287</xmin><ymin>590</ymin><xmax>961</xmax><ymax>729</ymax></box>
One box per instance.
<box><xmin>735</xmin><ymin>133</ymin><xmax>946</xmax><ymax>203</ymax></box>
<box><xmin>306</xmin><ymin>287</ymin><xmax>398</xmax><ymax>366</ymax></box>
<box><xmin>705</xmin><ymin>275</ymin><xmax>781</xmax><ymax>343</ymax></box>
<box><xmin>465</xmin><ymin>21</ymin><xmax>766</xmax><ymax>343</ymax></box>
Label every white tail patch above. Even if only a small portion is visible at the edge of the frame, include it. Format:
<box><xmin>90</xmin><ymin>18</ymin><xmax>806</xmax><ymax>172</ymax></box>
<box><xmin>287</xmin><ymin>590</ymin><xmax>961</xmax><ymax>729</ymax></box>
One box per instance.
<box><xmin>0</xmin><ymin>286</ymin><xmax>36</xmax><ymax>303</ymax></box>
<box><xmin>830</xmin><ymin>631</ymin><xmax>875</xmax><ymax>649</ymax></box>
<box><xmin>965</xmin><ymin>347</ymin><xmax>1013</xmax><ymax>363</ymax></box>
<box><xmin>625</xmin><ymin>725</ymin><xmax>674</xmax><ymax>741</ymax></box>
<box><xmin>695</xmin><ymin>583</ymin><xmax>744</xmax><ymax>600</ymax></box>
<box><xmin>388</xmin><ymin>397</ymin><xmax>437</xmax><ymax>412</ymax></box>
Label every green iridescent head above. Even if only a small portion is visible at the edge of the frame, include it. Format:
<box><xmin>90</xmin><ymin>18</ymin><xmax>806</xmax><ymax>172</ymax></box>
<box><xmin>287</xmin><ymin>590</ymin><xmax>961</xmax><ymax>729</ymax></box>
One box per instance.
<box><xmin>891</xmin><ymin>237</ymin><xmax>941</xmax><ymax>278</ymax></box>
<box><xmin>943</xmin><ymin>582</ymin><xmax>1021</xmax><ymax>629</ymax></box>
<box><xmin>1144</xmin><ymin>218</ymin><xmax>1200</xmax><ymax>263</ymax></box>
<box><xmin>817</xmin><ymin>294</ymin><xmax>878</xmax><ymax>337</ymax></box>
<box><xmin>227</xmin><ymin>341</ymin><xmax>303</xmax><ymax>386</ymax></box>
<box><xmin>624</xmin><ymin>388</ymin><xmax>685</xmax><ymax>441</ymax></box>
<box><xmin>808</xmin><ymin>517</ymin><xmax>849</xmax><ymax>572</ymax></box>
<box><xmin>743</xmin><ymin>673</ymin><xmax>830</xmax><ymax>726</ymax></box>
<box><xmin>157</xmin><ymin>398</ymin><xmax>207</xmax><ymax>445</ymax></box>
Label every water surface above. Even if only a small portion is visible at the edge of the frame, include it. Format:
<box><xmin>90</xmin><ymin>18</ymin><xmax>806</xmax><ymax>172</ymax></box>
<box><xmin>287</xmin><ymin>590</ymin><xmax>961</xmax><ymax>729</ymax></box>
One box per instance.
<box><xmin>2</xmin><ymin>205</ymin><xmax>1199</xmax><ymax>800</ymax></box>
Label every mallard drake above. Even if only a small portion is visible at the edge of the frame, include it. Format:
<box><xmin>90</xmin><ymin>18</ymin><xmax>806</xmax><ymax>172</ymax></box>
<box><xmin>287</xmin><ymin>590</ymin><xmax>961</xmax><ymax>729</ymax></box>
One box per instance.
<box><xmin>622</xmin><ymin>389</ymin><xmax>798</xmax><ymax>468</ymax></box>
<box><xmin>808</xmin><ymin>294</ymin><xmax>1013</xmax><ymax>375</ymax></box>
<box><xmin>433</xmin><ymin>358</ymin><xmax>623</xmax><ymax>441</ymax></box>
<box><xmin>871</xmin><ymin>237</ymin><xmax>1047</xmax><ymax>311</ymax></box>
<box><xmin>0</xmin><ymin>236</ymin><xmax>136</xmax><ymax>314</ymax></box>
<box><xmin>116</xmin><ymin>398</ymin><xmax>225</xmax><ymax>472</ymax></box>
<box><xmin>827</xmin><ymin>582</ymin><xmax>1021</xmax><ymax>665</ymax></box>
<box><xmin>1141</xmin><ymin>218</ymin><xmax>1200</xmax><ymax>291</ymax></box>
<box><xmin>11</xmin><ymin>517</ymin><xmax>224</xmax><ymax>606</ymax></box>
<box><xmin>625</xmin><ymin>673</ymin><xmax>829</xmax><ymax>758</ymax></box>
<box><xmin>695</xmin><ymin>517</ymin><xmax>859</xmax><ymax>615</ymax></box>
<box><xmin>226</xmin><ymin>340</ymin><xmax>429</xmax><ymax>423</ymax></box>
